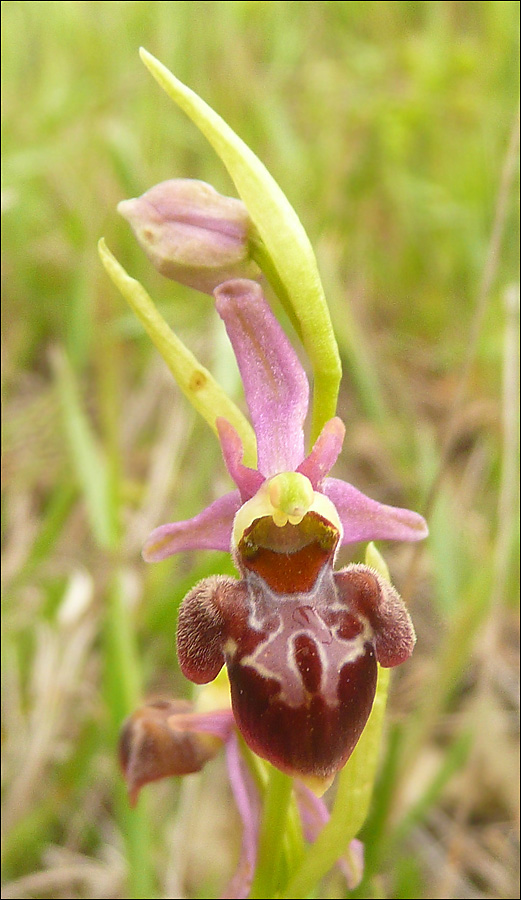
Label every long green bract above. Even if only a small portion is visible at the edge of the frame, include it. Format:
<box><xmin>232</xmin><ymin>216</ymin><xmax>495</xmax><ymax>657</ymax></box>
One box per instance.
<box><xmin>139</xmin><ymin>48</ymin><xmax>342</xmax><ymax>444</ymax></box>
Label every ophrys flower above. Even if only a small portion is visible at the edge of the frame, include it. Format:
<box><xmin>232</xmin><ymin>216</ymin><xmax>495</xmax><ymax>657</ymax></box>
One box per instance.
<box><xmin>143</xmin><ymin>279</ymin><xmax>427</xmax><ymax>782</ymax></box>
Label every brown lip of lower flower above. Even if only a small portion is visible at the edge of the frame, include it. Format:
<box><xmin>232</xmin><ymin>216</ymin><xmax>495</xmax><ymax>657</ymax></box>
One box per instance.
<box><xmin>118</xmin><ymin>699</ymin><xmax>223</xmax><ymax>806</ymax></box>
<box><xmin>117</xmin><ymin>688</ymin><xmax>366</xmax><ymax>896</ymax></box>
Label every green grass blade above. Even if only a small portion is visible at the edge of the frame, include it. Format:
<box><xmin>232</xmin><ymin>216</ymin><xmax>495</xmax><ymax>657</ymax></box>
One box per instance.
<box><xmin>53</xmin><ymin>348</ymin><xmax>118</xmax><ymax>551</ymax></box>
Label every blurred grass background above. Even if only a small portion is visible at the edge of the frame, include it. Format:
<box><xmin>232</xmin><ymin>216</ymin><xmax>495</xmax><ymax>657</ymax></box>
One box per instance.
<box><xmin>1</xmin><ymin>2</ymin><xmax>519</xmax><ymax>898</ymax></box>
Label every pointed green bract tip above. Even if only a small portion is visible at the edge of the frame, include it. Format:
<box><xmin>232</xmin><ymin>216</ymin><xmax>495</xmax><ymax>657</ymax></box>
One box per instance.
<box><xmin>365</xmin><ymin>541</ymin><xmax>391</xmax><ymax>581</ymax></box>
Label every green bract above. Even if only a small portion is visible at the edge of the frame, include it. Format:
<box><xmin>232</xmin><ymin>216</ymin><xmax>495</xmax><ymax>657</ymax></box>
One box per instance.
<box><xmin>139</xmin><ymin>47</ymin><xmax>341</xmax><ymax>443</ymax></box>
<box><xmin>98</xmin><ymin>239</ymin><xmax>257</xmax><ymax>465</ymax></box>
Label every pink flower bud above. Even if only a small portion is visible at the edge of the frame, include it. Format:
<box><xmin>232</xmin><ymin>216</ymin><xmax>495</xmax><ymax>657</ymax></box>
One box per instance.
<box><xmin>118</xmin><ymin>179</ymin><xmax>261</xmax><ymax>293</ymax></box>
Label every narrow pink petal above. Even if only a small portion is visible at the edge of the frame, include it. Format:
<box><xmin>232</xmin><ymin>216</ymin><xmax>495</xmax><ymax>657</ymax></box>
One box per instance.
<box><xmin>294</xmin><ymin>781</ymin><xmax>364</xmax><ymax>890</ymax></box>
<box><xmin>323</xmin><ymin>478</ymin><xmax>429</xmax><ymax>545</ymax></box>
<box><xmin>221</xmin><ymin>732</ymin><xmax>261</xmax><ymax>900</ymax></box>
<box><xmin>297</xmin><ymin>417</ymin><xmax>345</xmax><ymax>487</ymax></box>
<box><xmin>214</xmin><ymin>280</ymin><xmax>309</xmax><ymax>476</ymax></box>
<box><xmin>294</xmin><ymin>779</ymin><xmax>329</xmax><ymax>837</ymax></box>
<box><xmin>216</xmin><ymin>417</ymin><xmax>265</xmax><ymax>501</ymax></box>
<box><xmin>142</xmin><ymin>491</ymin><xmax>241</xmax><ymax>561</ymax></box>
<box><xmin>167</xmin><ymin>708</ymin><xmax>235</xmax><ymax>743</ymax></box>
<box><xmin>339</xmin><ymin>839</ymin><xmax>365</xmax><ymax>891</ymax></box>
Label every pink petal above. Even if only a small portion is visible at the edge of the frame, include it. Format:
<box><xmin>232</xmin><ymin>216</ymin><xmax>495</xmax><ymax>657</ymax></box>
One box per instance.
<box><xmin>216</xmin><ymin>417</ymin><xmax>265</xmax><ymax>501</ymax></box>
<box><xmin>214</xmin><ymin>280</ymin><xmax>309</xmax><ymax>476</ymax></box>
<box><xmin>294</xmin><ymin>779</ymin><xmax>329</xmax><ymax>837</ymax></box>
<box><xmin>221</xmin><ymin>732</ymin><xmax>261</xmax><ymax>900</ymax></box>
<box><xmin>142</xmin><ymin>491</ymin><xmax>241</xmax><ymax>561</ymax></box>
<box><xmin>339</xmin><ymin>839</ymin><xmax>365</xmax><ymax>891</ymax></box>
<box><xmin>297</xmin><ymin>417</ymin><xmax>345</xmax><ymax>487</ymax></box>
<box><xmin>294</xmin><ymin>781</ymin><xmax>364</xmax><ymax>890</ymax></box>
<box><xmin>323</xmin><ymin>478</ymin><xmax>428</xmax><ymax>545</ymax></box>
<box><xmin>167</xmin><ymin>708</ymin><xmax>235</xmax><ymax>743</ymax></box>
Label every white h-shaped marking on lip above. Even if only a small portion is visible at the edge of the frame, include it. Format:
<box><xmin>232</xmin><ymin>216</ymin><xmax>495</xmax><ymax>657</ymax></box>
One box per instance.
<box><xmin>236</xmin><ymin>569</ymin><xmax>372</xmax><ymax>708</ymax></box>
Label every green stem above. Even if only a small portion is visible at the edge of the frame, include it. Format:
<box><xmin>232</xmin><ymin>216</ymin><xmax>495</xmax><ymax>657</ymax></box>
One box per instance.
<box><xmin>239</xmin><ymin>740</ymin><xmax>307</xmax><ymax>886</ymax></box>
<box><xmin>249</xmin><ymin>766</ymin><xmax>295</xmax><ymax>899</ymax></box>
<box><xmin>115</xmin><ymin>779</ymin><xmax>156</xmax><ymax>899</ymax></box>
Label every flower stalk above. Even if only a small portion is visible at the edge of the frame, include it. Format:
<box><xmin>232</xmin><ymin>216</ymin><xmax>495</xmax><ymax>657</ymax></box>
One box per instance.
<box><xmin>248</xmin><ymin>766</ymin><xmax>295</xmax><ymax>899</ymax></box>
<box><xmin>100</xmin><ymin>49</ymin><xmax>428</xmax><ymax>899</ymax></box>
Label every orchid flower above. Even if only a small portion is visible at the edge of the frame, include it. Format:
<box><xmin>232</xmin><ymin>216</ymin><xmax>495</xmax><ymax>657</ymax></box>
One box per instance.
<box><xmin>100</xmin><ymin>49</ymin><xmax>431</xmax><ymax>900</ymax></box>
<box><xmin>119</xmin><ymin>681</ymin><xmax>364</xmax><ymax>899</ymax></box>
<box><xmin>142</xmin><ymin>278</ymin><xmax>428</xmax><ymax>785</ymax></box>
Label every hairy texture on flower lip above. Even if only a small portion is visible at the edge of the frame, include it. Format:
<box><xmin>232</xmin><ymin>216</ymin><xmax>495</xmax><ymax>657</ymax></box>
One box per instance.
<box><xmin>176</xmin><ymin>575</ymin><xmax>243</xmax><ymax>684</ymax></box>
<box><xmin>336</xmin><ymin>565</ymin><xmax>416</xmax><ymax>666</ymax></box>
<box><xmin>176</xmin><ymin>560</ymin><xmax>415</xmax><ymax>779</ymax></box>
<box><xmin>140</xmin><ymin>278</ymin><xmax>427</xmax><ymax>777</ymax></box>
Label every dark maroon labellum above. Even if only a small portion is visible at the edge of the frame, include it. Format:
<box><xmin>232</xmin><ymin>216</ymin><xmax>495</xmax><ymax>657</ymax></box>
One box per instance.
<box><xmin>178</xmin><ymin>528</ymin><xmax>414</xmax><ymax>778</ymax></box>
<box><xmin>176</xmin><ymin>518</ymin><xmax>415</xmax><ymax>779</ymax></box>
<box><xmin>222</xmin><ymin>565</ymin><xmax>378</xmax><ymax>777</ymax></box>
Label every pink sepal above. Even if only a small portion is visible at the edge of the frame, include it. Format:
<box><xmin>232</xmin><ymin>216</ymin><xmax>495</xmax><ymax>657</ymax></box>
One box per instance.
<box><xmin>323</xmin><ymin>478</ymin><xmax>429</xmax><ymax>545</ymax></box>
<box><xmin>214</xmin><ymin>280</ymin><xmax>309</xmax><ymax>476</ymax></box>
<box><xmin>142</xmin><ymin>491</ymin><xmax>241</xmax><ymax>561</ymax></box>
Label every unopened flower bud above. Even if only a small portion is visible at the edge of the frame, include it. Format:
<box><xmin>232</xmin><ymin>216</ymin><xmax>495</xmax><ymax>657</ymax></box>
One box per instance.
<box><xmin>118</xmin><ymin>179</ymin><xmax>261</xmax><ymax>293</ymax></box>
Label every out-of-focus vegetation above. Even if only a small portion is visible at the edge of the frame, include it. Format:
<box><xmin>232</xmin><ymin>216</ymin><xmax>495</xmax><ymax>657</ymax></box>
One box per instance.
<box><xmin>2</xmin><ymin>2</ymin><xmax>519</xmax><ymax>898</ymax></box>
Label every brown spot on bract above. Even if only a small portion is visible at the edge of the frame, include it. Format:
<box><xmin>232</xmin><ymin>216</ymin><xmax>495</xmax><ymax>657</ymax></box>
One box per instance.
<box><xmin>189</xmin><ymin>370</ymin><xmax>207</xmax><ymax>392</ymax></box>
